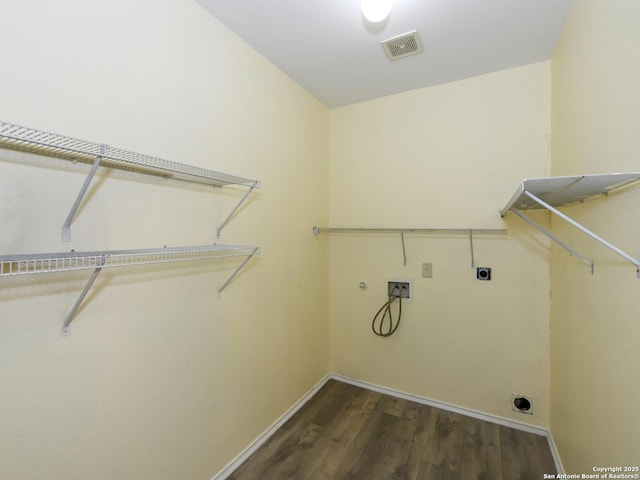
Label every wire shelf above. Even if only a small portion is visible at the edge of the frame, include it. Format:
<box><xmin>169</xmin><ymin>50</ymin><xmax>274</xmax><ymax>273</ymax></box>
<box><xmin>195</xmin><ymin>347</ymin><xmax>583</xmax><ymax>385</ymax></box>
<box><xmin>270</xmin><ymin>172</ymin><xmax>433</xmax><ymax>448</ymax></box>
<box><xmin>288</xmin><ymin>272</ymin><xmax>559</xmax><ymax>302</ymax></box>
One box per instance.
<box><xmin>501</xmin><ymin>173</ymin><xmax>640</xmax><ymax>276</ymax></box>
<box><xmin>1</xmin><ymin>244</ymin><xmax>259</xmax><ymax>334</ymax></box>
<box><xmin>0</xmin><ymin>120</ymin><xmax>259</xmax><ymax>188</ymax></box>
<box><xmin>0</xmin><ymin>244</ymin><xmax>259</xmax><ymax>277</ymax></box>
<box><xmin>500</xmin><ymin>173</ymin><xmax>640</xmax><ymax>215</ymax></box>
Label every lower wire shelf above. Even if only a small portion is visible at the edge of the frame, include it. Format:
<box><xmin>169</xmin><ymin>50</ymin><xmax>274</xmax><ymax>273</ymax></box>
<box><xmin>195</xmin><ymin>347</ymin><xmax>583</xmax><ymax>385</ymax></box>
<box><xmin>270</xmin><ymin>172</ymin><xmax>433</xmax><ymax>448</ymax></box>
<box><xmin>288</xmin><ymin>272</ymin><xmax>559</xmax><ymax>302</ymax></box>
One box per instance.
<box><xmin>0</xmin><ymin>244</ymin><xmax>260</xmax><ymax>335</ymax></box>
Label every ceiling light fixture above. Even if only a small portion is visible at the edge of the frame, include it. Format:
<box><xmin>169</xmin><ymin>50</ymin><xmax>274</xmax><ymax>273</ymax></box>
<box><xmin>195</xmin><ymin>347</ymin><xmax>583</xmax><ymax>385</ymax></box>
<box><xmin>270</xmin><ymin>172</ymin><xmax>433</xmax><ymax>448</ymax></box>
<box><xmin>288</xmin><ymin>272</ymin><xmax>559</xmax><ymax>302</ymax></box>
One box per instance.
<box><xmin>361</xmin><ymin>0</ymin><xmax>392</xmax><ymax>23</ymax></box>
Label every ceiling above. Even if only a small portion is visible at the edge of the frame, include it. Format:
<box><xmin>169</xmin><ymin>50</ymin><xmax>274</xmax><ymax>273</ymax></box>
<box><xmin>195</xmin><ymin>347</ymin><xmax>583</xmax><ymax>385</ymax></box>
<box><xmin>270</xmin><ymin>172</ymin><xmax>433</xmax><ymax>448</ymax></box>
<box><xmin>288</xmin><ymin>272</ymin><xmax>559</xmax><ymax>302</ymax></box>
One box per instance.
<box><xmin>195</xmin><ymin>0</ymin><xmax>573</xmax><ymax>108</ymax></box>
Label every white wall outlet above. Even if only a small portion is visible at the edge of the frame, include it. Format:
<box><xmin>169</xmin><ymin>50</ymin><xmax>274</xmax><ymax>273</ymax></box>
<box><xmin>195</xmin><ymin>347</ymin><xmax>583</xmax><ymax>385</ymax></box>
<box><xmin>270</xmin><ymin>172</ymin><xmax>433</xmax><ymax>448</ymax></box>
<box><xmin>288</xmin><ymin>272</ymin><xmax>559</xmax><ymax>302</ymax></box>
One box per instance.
<box><xmin>422</xmin><ymin>262</ymin><xmax>433</xmax><ymax>278</ymax></box>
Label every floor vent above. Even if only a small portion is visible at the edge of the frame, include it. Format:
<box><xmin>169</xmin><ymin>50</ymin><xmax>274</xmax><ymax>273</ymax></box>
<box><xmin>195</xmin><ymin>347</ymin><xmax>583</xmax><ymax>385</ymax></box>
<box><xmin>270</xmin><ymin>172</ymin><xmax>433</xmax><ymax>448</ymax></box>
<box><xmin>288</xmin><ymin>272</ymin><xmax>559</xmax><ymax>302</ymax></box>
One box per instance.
<box><xmin>381</xmin><ymin>30</ymin><xmax>423</xmax><ymax>61</ymax></box>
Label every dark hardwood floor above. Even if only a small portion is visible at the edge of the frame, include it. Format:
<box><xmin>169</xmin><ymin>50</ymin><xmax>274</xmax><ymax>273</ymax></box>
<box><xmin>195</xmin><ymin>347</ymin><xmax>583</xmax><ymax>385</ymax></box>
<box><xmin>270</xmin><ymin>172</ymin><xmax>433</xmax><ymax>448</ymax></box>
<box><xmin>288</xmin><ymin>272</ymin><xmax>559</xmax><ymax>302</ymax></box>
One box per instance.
<box><xmin>228</xmin><ymin>379</ymin><xmax>557</xmax><ymax>480</ymax></box>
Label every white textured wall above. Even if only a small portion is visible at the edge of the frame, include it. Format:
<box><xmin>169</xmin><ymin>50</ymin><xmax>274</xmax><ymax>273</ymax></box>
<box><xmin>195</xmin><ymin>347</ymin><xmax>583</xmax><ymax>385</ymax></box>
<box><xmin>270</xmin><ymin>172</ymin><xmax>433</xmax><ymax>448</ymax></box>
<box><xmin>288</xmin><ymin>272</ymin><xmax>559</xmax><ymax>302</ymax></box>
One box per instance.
<box><xmin>551</xmin><ymin>0</ymin><xmax>640</xmax><ymax>472</ymax></box>
<box><xmin>329</xmin><ymin>62</ymin><xmax>552</xmax><ymax>426</ymax></box>
<box><xmin>0</xmin><ymin>1</ymin><xmax>329</xmax><ymax>478</ymax></box>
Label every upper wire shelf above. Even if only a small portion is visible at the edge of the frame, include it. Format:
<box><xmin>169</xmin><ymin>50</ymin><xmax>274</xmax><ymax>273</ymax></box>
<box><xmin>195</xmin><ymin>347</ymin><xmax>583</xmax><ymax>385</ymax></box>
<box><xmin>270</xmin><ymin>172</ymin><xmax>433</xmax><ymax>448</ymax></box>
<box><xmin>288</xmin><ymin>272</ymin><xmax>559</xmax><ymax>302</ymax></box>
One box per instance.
<box><xmin>0</xmin><ymin>244</ymin><xmax>259</xmax><ymax>276</ymax></box>
<box><xmin>0</xmin><ymin>120</ymin><xmax>260</xmax><ymax>241</ymax></box>
<box><xmin>0</xmin><ymin>120</ymin><xmax>258</xmax><ymax>188</ymax></box>
<box><xmin>501</xmin><ymin>173</ymin><xmax>640</xmax><ymax>276</ymax></box>
<box><xmin>500</xmin><ymin>173</ymin><xmax>640</xmax><ymax>215</ymax></box>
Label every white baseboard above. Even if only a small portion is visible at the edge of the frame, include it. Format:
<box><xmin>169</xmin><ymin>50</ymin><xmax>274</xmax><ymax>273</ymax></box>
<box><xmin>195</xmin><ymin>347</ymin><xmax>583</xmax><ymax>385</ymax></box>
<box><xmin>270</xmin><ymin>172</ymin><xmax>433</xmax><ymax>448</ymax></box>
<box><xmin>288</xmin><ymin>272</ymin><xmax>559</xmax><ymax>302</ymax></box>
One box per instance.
<box><xmin>545</xmin><ymin>427</ymin><xmax>565</xmax><ymax>474</ymax></box>
<box><xmin>211</xmin><ymin>373</ymin><xmax>332</xmax><ymax>480</ymax></box>
<box><xmin>212</xmin><ymin>372</ymin><xmax>564</xmax><ymax>478</ymax></box>
<box><xmin>329</xmin><ymin>373</ymin><xmax>564</xmax><ymax>475</ymax></box>
<box><xmin>330</xmin><ymin>373</ymin><xmax>548</xmax><ymax>435</ymax></box>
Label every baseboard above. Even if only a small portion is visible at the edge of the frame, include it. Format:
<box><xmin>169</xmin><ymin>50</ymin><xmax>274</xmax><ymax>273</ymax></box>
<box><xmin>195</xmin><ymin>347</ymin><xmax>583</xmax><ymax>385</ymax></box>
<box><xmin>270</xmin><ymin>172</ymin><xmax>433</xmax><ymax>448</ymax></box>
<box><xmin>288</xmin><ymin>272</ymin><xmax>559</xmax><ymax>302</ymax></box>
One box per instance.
<box><xmin>329</xmin><ymin>373</ymin><xmax>565</xmax><ymax>474</ymax></box>
<box><xmin>329</xmin><ymin>373</ymin><xmax>547</xmax><ymax>435</ymax></box>
<box><xmin>546</xmin><ymin>427</ymin><xmax>565</xmax><ymax>474</ymax></box>
<box><xmin>211</xmin><ymin>373</ymin><xmax>332</xmax><ymax>480</ymax></box>
<box><xmin>211</xmin><ymin>371</ymin><xmax>564</xmax><ymax>478</ymax></box>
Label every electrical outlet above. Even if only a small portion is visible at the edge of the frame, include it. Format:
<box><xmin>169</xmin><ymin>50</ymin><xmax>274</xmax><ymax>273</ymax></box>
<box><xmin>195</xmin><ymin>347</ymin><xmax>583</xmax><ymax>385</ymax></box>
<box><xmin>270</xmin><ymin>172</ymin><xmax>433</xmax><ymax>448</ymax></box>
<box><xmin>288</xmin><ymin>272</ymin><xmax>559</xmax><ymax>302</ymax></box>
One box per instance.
<box><xmin>422</xmin><ymin>262</ymin><xmax>433</xmax><ymax>278</ymax></box>
<box><xmin>476</xmin><ymin>267</ymin><xmax>491</xmax><ymax>281</ymax></box>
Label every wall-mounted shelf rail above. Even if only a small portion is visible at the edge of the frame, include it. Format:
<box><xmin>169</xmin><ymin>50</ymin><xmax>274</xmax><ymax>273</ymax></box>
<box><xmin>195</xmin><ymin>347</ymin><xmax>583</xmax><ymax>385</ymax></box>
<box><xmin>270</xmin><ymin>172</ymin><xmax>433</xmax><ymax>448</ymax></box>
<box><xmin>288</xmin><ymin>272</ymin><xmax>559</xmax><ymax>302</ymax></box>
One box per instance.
<box><xmin>0</xmin><ymin>244</ymin><xmax>260</xmax><ymax>335</ymax></box>
<box><xmin>500</xmin><ymin>173</ymin><xmax>640</xmax><ymax>276</ymax></box>
<box><xmin>0</xmin><ymin>120</ymin><xmax>260</xmax><ymax>241</ymax></box>
<box><xmin>313</xmin><ymin>226</ymin><xmax>507</xmax><ymax>267</ymax></box>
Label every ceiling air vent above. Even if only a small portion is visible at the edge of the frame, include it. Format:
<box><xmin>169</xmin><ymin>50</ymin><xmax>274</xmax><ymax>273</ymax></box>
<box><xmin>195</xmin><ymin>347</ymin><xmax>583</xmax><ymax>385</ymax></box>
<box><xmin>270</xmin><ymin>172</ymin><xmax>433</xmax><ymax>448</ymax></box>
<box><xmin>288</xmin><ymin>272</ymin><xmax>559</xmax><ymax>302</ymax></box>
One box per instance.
<box><xmin>381</xmin><ymin>30</ymin><xmax>423</xmax><ymax>61</ymax></box>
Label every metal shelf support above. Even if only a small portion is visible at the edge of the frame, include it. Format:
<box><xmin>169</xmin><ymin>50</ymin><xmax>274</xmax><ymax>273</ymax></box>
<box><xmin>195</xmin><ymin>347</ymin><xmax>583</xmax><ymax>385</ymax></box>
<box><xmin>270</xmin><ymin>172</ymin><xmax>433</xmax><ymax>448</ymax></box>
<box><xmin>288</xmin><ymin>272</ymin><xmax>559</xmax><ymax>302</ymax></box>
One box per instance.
<box><xmin>469</xmin><ymin>230</ymin><xmax>475</xmax><ymax>268</ymax></box>
<box><xmin>62</xmin><ymin>262</ymin><xmax>105</xmax><ymax>336</ymax></box>
<box><xmin>511</xmin><ymin>208</ymin><xmax>594</xmax><ymax>273</ymax></box>
<box><xmin>522</xmin><ymin>190</ymin><xmax>639</xmax><ymax>276</ymax></box>
<box><xmin>217</xmin><ymin>246</ymin><xmax>259</xmax><ymax>293</ymax></box>
<box><xmin>216</xmin><ymin>180</ymin><xmax>260</xmax><ymax>238</ymax></box>
<box><xmin>62</xmin><ymin>146</ymin><xmax>104</xmax><ymax>242</ymax></box>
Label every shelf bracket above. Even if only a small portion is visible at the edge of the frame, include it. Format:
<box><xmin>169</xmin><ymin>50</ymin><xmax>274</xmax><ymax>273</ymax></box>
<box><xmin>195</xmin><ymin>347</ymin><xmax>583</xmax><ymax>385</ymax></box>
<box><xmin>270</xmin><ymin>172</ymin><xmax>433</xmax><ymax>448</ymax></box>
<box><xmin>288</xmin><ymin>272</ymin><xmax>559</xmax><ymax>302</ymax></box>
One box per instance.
<box><xmin>62</xmin><ymin>145</ymin><xmax>105</xmax><ymax>242</ymax></box>
<box><xmin>522</xmin><ymin>190</ymin><xmax>639</xmax><ymax>277</ymax></box>
<box><xmin>469</xmin><ymin>229</ymin><xmax>475</xmax><ymax>268</ymax></box>
<box><xmin>62</xmin><ymin>256</ymin><xmax>107</xmax><ymax>336</ymax></box>
<box><xmin>217</xmin><ymin>247</ymin><xmax>259</xmax><ymax>294</ymax></box>
<box><xmin>216</xmin><ymin>180</ymin><xmax>259</xmax><ymax>238</ymax></box>
<box><xmin>512</xmin><ymin>208</ymin><xmax>594</xmax><ymax>273</ymax></box>
<box><xmin>400</xmin><ymin>231</ymin><xmax>407</xmax><ymax>266</ymax></box>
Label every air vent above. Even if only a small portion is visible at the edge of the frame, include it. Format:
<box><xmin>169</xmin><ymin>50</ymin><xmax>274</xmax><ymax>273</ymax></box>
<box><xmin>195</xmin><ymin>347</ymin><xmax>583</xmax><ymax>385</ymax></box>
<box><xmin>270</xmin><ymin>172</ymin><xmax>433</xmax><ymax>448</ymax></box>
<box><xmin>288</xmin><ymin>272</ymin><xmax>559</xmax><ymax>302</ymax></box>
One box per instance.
<box><xmin>381</xmin><ymin>30</ymin><xmax>423</xmax><ymax>61</ymax></box>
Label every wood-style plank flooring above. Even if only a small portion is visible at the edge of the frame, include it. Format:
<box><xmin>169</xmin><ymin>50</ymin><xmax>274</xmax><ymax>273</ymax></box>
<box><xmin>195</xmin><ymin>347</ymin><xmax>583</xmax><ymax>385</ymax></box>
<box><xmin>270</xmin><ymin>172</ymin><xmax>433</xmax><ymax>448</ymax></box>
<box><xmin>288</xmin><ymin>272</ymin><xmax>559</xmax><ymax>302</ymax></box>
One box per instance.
<box><xmin>228</xmin><ymin>379</ymin><xmax>557</xmax><ymax>480</ymax></box>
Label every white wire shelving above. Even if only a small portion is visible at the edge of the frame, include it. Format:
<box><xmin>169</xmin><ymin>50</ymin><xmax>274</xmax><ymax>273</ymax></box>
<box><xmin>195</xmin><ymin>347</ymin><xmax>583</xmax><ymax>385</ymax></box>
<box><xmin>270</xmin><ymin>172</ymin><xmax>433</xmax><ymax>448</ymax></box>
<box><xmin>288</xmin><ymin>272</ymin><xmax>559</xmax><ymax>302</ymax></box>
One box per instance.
<box><xmin>0</xmin><ymin>244</ymin><xmax>260</xmax><ymax>335</ymax></box>
<box><xmin>501</xmin><ymin>173</ymin><xmax>640</xmax><ymax>276</ymax></box>
<box><xmin>0</xmin><ymin>120</ymin><xmax>260</xmax><ymax>241</ymax></box>
<box><xmin>313</xmin><ymin>226</ymin><xmax>507</xmax><ymax>267</ymax></box>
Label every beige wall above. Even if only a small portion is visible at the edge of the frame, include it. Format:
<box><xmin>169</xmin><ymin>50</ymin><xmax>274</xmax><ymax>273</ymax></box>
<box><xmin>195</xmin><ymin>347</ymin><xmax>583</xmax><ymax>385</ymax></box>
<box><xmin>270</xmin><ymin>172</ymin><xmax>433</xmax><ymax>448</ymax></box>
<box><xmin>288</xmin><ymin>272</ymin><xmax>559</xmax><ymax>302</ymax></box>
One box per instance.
<box><xmin>5</xmin><ymin>0</ymin><xmax>638</xmax><ymax>475</ymax></box>
<box><xmin>551</xmin><ymin>0</ymin><xmax>640</xmax><ymax>472</ymax></box>
<box><xmin>0</xmin><ymin>0</ymin><xmax>329</xmax><ymax>479</ymax></box>
<box><xmin>329</xmin><ymin>62</ymin><xmax>552</xmax><ymax>426</ymax></box>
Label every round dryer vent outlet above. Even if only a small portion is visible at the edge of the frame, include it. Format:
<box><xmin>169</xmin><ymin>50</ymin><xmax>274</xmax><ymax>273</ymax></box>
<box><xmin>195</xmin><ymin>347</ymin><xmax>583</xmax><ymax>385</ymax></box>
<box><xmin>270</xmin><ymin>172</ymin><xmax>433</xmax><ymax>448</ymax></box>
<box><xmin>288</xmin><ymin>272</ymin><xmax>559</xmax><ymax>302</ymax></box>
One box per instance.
<box><xmin>512</xmin><ymin>394</ymin><xmax>533</xmax><ymax>414</ymax></box>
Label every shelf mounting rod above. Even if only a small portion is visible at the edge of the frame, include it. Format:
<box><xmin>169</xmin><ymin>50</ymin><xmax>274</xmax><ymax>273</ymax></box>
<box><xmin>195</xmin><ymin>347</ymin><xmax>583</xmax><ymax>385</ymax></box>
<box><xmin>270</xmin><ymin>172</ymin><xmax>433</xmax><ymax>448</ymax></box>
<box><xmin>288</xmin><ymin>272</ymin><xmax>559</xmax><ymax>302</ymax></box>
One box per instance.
<box><xmin>523</xmin><ymin>190</ymin><xmax>639</xmax><ymax>276</ymax></box>
<box><xmin>216</xmin><ymin>181</ymin><xmax>259</xmax><ymax>238</ymax></box>
<box><xmin>62</xmin><ymin>145</ymin><xmax>105</xmax><ymax>242</ymax></box>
